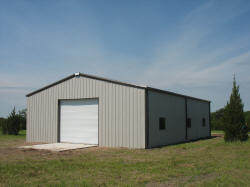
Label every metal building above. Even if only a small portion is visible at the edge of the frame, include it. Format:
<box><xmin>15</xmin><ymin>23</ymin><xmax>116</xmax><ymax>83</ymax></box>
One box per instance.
<box><xmin>26</xmin><ymin>73</ymin><xmax>211</xmax><ymax>149</ymax></box>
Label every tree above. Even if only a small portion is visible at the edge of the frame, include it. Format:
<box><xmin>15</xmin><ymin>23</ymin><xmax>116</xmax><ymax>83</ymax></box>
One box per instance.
<box><xmin>1</xmin><ymin>108</ymin><xmax>26</xmax><ymax>135</ymax></box>
<box><xmin>1</xmin><ymin>117</ymin><xmax>9</xmax><ymax>135</ymax></box>
<box><xmin>223</xmin><ymin>75</ymin><xmax>247</xmax><ymax>141</ymax></box>
<box><xmin>211</xmin><ymin>107</ymin><xmax>226</xmax><ymax>130</ymax></box>
<box><xmin>0</xmin><ymin>117</ymin><xmax>7</xmax><ymax>134</ymax></box>
<box><xmin>18</xmin><ymin>109</ymin><xmax>27</xmax><ymax>130</ymax></box>
<box><xmin>7</xmin><ymin>107</ymin><xmax>20</xmax><ymax>135</ymax></box>
<box><xmin>2</xmin><ymin>107</ymin><xmax>20</xmax><ymax>135</ymax></box>
<box><xmin>244</xmin><ymin>111</ymin><xmax>250</xmax><ymax>127</ymax></box>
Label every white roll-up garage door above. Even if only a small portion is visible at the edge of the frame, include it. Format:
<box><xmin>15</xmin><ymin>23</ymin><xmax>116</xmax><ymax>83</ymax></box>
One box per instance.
<box><xmin>60</xmin><ymin>99</ymin><xmax>98</xmax><ymax>144</ymax></box>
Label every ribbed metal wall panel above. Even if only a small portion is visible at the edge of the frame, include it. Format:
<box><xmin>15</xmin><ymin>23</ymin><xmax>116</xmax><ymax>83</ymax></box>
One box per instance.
<box><xmin>27</xmin><ymin>76</ymin><xmax>145</xmax><ymax>148</ymax></box>
<box><xmin>187</xmin><ymin>99</ymin><xmax>210</xmax><ymax>140</ymax></box>
<box><xmin>147</xmin><ymin>90</ymin><xmax>210</xmax><ymax>148</ymax></box>
<box><xmin>147</xmin><ymin>90</ymin><xmax>186</xmax><ymax>147</ymax></box>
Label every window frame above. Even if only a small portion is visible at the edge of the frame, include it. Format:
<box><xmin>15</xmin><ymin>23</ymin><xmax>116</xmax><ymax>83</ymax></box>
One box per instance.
<box><xmin>187</xmin><ymin>118</ymin><xmax>191</xmax><ymax>128</ymax></box>
<box><xmin>202</xmin><ymin>118</ymin><xmax>206</xmax><ymax>127</ymax></box>
<box><xmin>159</xmin><ymin>117</ymin><xmax>166</xmax><ymax>130</ymax></box>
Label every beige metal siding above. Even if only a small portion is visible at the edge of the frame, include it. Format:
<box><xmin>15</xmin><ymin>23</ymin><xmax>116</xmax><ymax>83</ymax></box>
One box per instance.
<box><xmin>148</xmin><ymin>90</ymin><xmax>186</xmax><ymax>147</ymax></box>
<box><xmin>27</xmin><ymin>76</ymin><xmax>145</xmax><ymax>148</ymax></box>
<box><xmin>187</xmin><ymin>99</ymin><xmax>210</xmax><ymax>140</ymax></box>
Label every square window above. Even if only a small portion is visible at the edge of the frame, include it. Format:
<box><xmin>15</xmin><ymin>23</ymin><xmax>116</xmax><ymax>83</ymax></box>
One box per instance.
<box><xmin>202</xmin><ymin>118</ymin><xmax>206</xmax><ymax>127</ymax></box>
<box><xmin>187</xmin><ymin>118</ymin><xmax>191</xmax><ymax>128</ymax></box>
<box><xmin>159</xmin><ymin>117</ymin><xmax>166</xmax><ymax>130</ymax></box>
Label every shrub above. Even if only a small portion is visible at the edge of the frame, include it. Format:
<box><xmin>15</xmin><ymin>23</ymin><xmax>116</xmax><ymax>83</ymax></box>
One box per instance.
<box><xmin>239</xmin><ymin>123</ymin><xmax>249</xmax><ymax>141</ymax></box>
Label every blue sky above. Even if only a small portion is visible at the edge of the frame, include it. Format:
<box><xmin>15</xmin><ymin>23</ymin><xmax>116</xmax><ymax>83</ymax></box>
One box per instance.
<box><xmin>0</xmin><ymin>0</ymin><xmax>250</xmax><ymax>116</ymax></box>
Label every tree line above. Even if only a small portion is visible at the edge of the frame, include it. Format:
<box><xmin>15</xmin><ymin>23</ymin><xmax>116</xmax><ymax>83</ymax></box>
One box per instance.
<box><xmin>211</xmin><ymin>109</ymin><xmax>250</xmax><ymax>130</ymax></box>
<box><xmin>0</xmin><ymin>108</ymin><xmax>26</xmax><ymax>135</ymax></box>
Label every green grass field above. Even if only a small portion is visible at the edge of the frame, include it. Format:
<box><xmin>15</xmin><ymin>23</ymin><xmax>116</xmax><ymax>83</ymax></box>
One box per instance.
<box><xmin>0</xmin><ymin>131</ymin><xmax>249</xmax><ymax>187</ymax></box>
<box><xmin>211</xmin><ymin>130</ymin><xmax>224</xmax><ymax>134</ymax></box>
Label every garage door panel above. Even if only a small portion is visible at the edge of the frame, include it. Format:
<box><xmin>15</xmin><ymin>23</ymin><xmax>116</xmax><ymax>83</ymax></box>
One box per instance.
<box><xmin>60</xmin><ymin>99</ymin><xmax>98</xmax><ymax>144</ymax></box>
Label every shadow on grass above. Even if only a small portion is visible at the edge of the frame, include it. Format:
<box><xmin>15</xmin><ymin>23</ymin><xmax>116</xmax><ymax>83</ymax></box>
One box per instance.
<box><xmin>149</xmin><ymin>135</ymin><xmax>220</xmax><ymax>149</ymax></box>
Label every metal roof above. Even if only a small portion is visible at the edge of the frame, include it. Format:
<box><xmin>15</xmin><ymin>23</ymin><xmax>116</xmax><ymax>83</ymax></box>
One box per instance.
<box><xmin>26</xmin><ymin>72</ymin><xmax>210</xmax><ymax>103</ymax></box>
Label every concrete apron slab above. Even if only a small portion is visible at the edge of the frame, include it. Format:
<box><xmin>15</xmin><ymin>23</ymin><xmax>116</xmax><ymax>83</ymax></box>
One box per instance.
<box><xmin>19</xmin><ymin>143</ymin><xmax>97</xmax><ymax>152</ymax></box>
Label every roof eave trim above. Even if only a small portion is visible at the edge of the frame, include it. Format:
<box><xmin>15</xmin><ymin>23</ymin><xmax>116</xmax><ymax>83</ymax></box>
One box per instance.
<box><xmin>26</xmin><ymin>74</ymin><xmax>75</xmax><ymax>97</ymax></box>
<box><xmin>26</xmin><ymin>73</ymin><xmax>146</xmax><ymax>97</ymax></box>
<box><xmin>26</xmin><ymin>73</ymin><xmax>210</xmax><ymax>103</ymax></box>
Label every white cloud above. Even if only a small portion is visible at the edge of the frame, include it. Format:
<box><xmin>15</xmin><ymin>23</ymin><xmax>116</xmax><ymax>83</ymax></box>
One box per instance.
<box><xmin>133</xmin><ymin>1</ymin><xmax>250</xmax><ymax>111</ymax></box>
